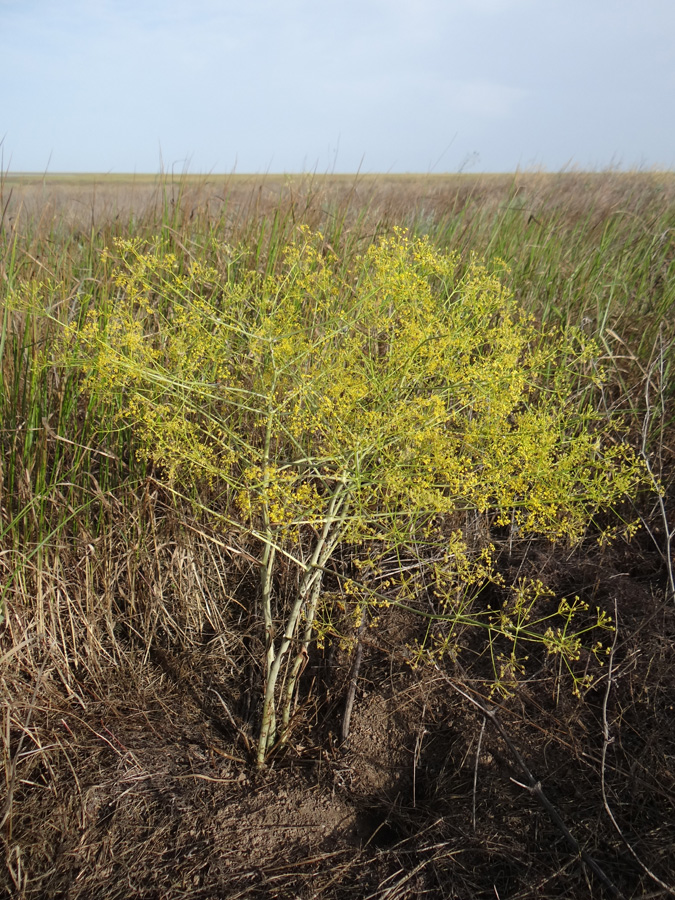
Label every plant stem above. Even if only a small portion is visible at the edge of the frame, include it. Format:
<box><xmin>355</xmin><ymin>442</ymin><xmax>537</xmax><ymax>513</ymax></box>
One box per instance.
<box><xmin>257</xmin><ymin>481</ymin><xmax>349</xmax><ymax>764</ymax></box>
<box><xmin>257</xmin><ymin>407</ymin><xmax>278</xmax><ymax>763</ymax></box>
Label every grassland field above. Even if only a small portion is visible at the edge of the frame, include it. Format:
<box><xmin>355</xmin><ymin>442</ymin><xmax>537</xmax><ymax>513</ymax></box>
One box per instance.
<box><xmin>1</xmin><ymin>171</ymin><xmax>675</xmax><ymax>899</ymax></box>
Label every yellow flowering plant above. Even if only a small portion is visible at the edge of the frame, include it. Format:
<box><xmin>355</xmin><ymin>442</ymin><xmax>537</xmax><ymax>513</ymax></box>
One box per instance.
<box><xmin>65</xmin><ymin>227</ymin><xmax>646</xmax><ymax>764</ymax></box>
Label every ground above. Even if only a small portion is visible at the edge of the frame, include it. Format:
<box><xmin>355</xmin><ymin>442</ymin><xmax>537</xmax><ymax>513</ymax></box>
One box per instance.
<box><xmin>4</xmin><ymin>535</ymin><xmax>675</xmax><ymax>900</ymax></box>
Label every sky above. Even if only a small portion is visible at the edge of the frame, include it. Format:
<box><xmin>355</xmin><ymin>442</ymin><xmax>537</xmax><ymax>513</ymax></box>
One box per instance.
<box><xmin>2</xmin><ymin>0</ymin><xmax>674</xmax><ymax>174</ymax></box>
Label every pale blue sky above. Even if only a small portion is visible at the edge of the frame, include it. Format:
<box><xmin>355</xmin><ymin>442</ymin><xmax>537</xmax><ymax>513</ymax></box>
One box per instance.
<box><xmin>2</xmin><ymin>0</ymin><xmax>674</xmax><ymax>173</ymax></box>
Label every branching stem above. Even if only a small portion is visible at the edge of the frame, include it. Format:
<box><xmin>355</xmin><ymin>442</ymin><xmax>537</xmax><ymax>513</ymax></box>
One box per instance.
<box><xmin>257</xmin><ymin>480</ymin><xmax>350</xmax><ymax>765</ymax></box>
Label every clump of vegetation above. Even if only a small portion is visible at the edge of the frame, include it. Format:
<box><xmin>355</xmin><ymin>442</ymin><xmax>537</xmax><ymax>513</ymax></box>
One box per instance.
<box><xmin>56</xmin><ymin>225</ymin><xmax>645</xmax><ymax>763</ymax></box>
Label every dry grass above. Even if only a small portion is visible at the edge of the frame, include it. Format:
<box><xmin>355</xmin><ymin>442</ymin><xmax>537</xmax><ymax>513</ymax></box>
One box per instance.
<box><xmin>5</xmin><ymin>170</ymin><xmax>675</xmax><ymax>237</ymax></box>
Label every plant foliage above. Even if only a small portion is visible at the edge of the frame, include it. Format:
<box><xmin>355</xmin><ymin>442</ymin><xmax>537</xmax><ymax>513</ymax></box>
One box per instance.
<box><xmin>63</xmin><ymin>226</ymin><xmax>645</xmax><ymax>763</ymax></box>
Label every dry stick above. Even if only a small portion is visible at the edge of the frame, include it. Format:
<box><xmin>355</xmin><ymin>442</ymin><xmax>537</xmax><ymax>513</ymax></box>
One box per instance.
<box><xmin>601</xmin><ymin>601</ymin><xmax>675</xmax><ymax>895</ymax></box>
<box><xmin>340</xmin><ymin>604</ymin><xmax>368</xmax><ymax>744</ymax></box>
<box><xmin>434</xmin><ymin>666</ymin><xmax>624</xmax><ymax>898</ymax></box>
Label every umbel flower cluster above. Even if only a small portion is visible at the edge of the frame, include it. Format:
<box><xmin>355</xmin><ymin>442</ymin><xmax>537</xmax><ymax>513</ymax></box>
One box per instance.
<box><xmin>69</xmin><ymin>227</ymin><xmax>645</xmax><ymax>762</ymax></box>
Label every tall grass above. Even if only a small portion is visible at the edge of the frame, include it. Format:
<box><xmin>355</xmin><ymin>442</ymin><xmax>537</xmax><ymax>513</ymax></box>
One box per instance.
<box><xmin>1</xmin><ymin>171</ymin><xmax>673</xmax><ymax>728</ymax></box>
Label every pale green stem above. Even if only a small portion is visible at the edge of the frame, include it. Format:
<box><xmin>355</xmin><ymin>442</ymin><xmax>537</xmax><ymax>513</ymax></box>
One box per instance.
<box><xmin>279</xmin><ymin>576</ymin><xmax>323</xmax><ymax>741</ymax></box>
<box><xmin>258</xmin><ymin>406</ymin><xmax>278</xmax><ymax>760</ymax></box>
<box><xmin>257</xmin><ymin>480</ymin><xmax>349</xmax><ymax>766</ymax></box>
<box><xmin>279</xmin><ymin>496</ymin><xmax>350</xmax><ymax>741</ymax></box>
